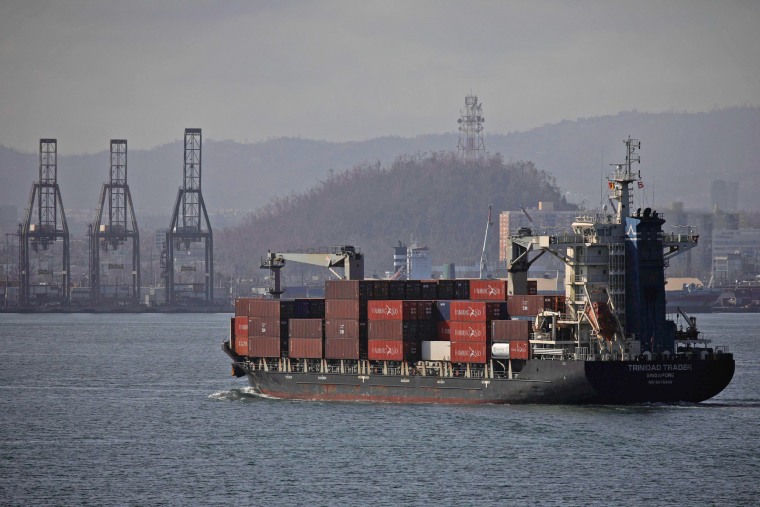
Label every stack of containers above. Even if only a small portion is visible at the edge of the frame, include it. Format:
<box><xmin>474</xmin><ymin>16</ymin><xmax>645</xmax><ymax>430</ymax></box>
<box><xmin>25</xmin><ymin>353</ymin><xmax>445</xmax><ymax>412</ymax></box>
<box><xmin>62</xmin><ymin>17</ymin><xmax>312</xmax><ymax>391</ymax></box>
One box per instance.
<box><xmin>247</xmin><ymin>299</ymin><xmax>294</xmax><ymax>358</ymax></box>
<box><xmin>324</xmin><ymin>280</ymin><xmax>374</xmax><ymax>360</ymax></box>
<box><xmin>287</xmin><ymin>298</ymin><xmax>326</xmax><ymax>359</ymax></box>
<box><xmin>232</xmin><ymin>297</ymin><xmax>257</xmax><ymax>356</ymax></box>
<box><xmin>367</xmin><ymin>300</ymin><xmax>420</xmax><ymax>362</ymax></box>
<box><xmin>491</xmin><ymin>319</ymin><xmax>531</xmax><ymax>360</ymax></box>
<box><xmin>506</xmin><ymin>294</ymin><xmax>566</xmax><ymax>318</ymax></box>
<box><xmin>448</xmin><ymin>300</ymin><xmax>507</xmax><ymax>363</ymax></box>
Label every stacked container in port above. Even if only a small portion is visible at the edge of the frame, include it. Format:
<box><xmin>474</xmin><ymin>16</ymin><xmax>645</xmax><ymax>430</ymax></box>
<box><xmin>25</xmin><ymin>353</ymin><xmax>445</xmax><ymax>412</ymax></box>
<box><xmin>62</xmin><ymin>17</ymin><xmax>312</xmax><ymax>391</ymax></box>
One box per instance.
<box><xmin>324</xmin><ymin>280</ymin><xmax>375</xmax><ymax>360</ymax></box>
<box><xmin>367</xmin><ymin>300</ymin><xmax>422</xmax><ymax>362</ymax></box>
<box><xmin>448</xmin><ymin>300</ymin><xmax>507</xmax><ymax>363</ymax></box>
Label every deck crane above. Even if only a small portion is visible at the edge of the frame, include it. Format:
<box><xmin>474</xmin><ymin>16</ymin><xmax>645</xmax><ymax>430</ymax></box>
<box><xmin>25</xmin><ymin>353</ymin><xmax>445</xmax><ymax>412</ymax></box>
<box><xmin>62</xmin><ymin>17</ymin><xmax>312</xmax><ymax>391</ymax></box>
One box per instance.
<box><xmin>479</xmin><ymin>204</ymin><xmax>493</xmax><ymax>279</ymax></box>
<box><xmin>260</xmin><ymin>245</ymin><xmax>364</xmax><ymax>298</ymax></box>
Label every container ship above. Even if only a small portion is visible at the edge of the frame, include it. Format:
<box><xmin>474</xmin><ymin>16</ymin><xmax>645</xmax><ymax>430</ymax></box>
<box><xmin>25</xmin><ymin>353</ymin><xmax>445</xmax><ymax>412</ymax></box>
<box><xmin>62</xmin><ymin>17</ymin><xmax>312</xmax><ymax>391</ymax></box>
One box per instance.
<box><xmin>222</xmin><ymin>138</ymin><xmax>735</xmax><ymax>404</ymax></box>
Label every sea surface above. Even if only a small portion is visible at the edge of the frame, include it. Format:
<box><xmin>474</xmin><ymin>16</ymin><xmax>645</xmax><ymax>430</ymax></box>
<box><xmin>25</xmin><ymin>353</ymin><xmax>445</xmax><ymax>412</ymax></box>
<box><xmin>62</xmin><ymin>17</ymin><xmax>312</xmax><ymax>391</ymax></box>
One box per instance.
<box><xmin>1</xmin><ymin>312</ymin><xmax>759</xmax><ymax>506</ymax></box>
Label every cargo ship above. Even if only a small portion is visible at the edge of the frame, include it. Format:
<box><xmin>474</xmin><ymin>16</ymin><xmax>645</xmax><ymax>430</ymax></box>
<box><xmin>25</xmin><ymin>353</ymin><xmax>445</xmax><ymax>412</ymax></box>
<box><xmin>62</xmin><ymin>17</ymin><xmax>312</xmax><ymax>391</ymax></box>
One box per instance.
<box><xmin>222</xmin><ymin>137</ymin><xmax>735</xmax><ymax>404</ymax></box>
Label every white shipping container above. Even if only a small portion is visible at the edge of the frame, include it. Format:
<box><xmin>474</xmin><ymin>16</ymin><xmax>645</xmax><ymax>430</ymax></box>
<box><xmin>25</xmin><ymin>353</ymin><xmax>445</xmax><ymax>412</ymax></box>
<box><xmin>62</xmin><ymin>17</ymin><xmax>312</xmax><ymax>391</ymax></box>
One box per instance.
<box><xmin>421</xmin><ymin>341</ymin><xmax>451</xmax><ymax>361</ymax></box>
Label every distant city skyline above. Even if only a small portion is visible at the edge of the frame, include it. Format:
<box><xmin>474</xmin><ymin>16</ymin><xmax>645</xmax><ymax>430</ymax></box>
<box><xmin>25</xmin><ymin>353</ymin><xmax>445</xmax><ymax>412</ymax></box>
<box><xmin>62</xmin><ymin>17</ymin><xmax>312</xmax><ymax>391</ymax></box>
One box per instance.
<box><xmin>1</xmin><ymin>1</ymin><xmax>758</xmax><ymax>155</ymax></box>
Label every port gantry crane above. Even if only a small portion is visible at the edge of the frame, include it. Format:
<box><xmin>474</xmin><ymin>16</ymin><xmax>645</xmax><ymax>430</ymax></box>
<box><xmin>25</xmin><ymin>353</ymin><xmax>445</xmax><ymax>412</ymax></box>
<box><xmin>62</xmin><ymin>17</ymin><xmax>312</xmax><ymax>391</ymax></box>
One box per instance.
<box><xmin>19</xmin><ymin>139</ymin><xmax>70</xmax><ymax>306</ymax></box>
<box><xmin>260</xmin><ymin>245</ymin><xmax>365</xmax><ymax>298</ymax></box>
<box><xmin>89</xmin><ymin>140</ymin><xmax>140</xmax><ymax>305</ymax></box>
<box><xmin>162</xmin><ymin>128</ymin><xmax>214</xmax><ymax>305</ymax></box>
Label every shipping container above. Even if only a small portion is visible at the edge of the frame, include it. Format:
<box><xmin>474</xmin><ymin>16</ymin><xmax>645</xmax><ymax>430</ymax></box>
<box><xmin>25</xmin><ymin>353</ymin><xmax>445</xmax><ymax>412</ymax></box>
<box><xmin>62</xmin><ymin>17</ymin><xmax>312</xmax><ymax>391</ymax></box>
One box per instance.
<box><xmin>454</xmin><ymin>279</ymin><xmax>470</xmax><ymax>299</ymax></box>
<box><xmin>248</xmin><ymin>336</ymin><xmax>281</xmax><ymax>358</ymax></box>
<box><xmin>436</xmin><ymin>321</ymin><xmax>451</xmax><ymax>341</ymax></box>
<box><xmin>325</xmin><ymin>319</ymin><xmax>366</xmax><ymax>340</ymax></box>
<box><xmin>294</xmin><ymin>298</ymin><xmax>326</xmax><ymax>319</ymax></box>
<box><xmin>526</xmin><ymin>280</ymin><xmax>538</xmax><ymax>295</ymax></box>
<box><xmin>421</xmin><ymin>341</ymin><xmax>451</xmax><ymax>361</ymax></box>
<box><xmin>324</xmin><ymin>280</ymin><xmax>375</xmax><ymax>300</ymax></box>
<box><xmin>434</xmin><ymin>300</ymin><xmax>452</xmax><ymax>321</ymax></box>
<box><xmin>367</xmin><ymin>300</ymin><xmax>417</xmax><ymax>320</ymax></box>
<box><xmin>450</xmin><ymin>342</ymin><xmax>489</xmax><ymax>363</ymax></box>
<box><xmin>233</xmin><ymin>334</ymin><xmax>249</xmax><ymax>356</ymax></box>
<box><xmin>387</xmin><ymin>280</ymin><xmax>405</xmax><ymax>300</ymax></box>
<box><xmin>437</xmin><ymin>280</ymin><xmax>456</xmax><ymax>300</ymax></box>
<box><xmin>367</xmin><ymin>340</ymin><xmax>419</xmax><ymax>362</ymax></box>
<box><xmin>448</xmin><ymin>321</ymin><xmax>490</xmax><ymax>342</ymax></box>
<box><xmin>416</xmin><ymin>300</ymin><xmax>434</xmax><ymax>320</ymax></box>
<box><xmin>450</xmin><ymin>301</ymin><xmax>507</xmax><ymax>322</ymax></box>
<box><xmin>288</xmin><ymin>318</ymin><xmax>324</xmax><ymax>339</ymax></box>
<box><xmin>368</xmin><ymin>320</ymin><xmax>418</xmax><ymax>342</ymax></box>
<box><xmin>491</xmin><ymin>319</ymin><xmax>532</xmax><ymax>342</ymax></box>
<box><xmin>373</xmin><ymin>280</ymin><xmax>389</xmax><ymax>300</ymax></box>
<box><xmin>248</xmin><ymin>317</ymin><xmax>288</xmax><ymax>338</ymax></box>
<box><xmin>417</xmin><ymin>320</ymin><xmax>437</xmax><ymax>341</ymax></box>
<box><xmin>234</xmin><ymin>316</ymin><xmax>249</xmax><ymax>338</ymax></box>
<box><xmin>235</xmin><ymin>298</ymin><xmax>250</xmax><ymax>316</ymax></box>
<box><xmin>289</xmin><ymin>337</ymin><xmax>323</xmax><ymax>359</ymax></box>
<box><xmin>404</xmin><ymin>280</ymin><xmax>422</xmax><ymax>300</ymax></box>
<box><xmin>507</xmin><ymin>295</ymin><xmax>545</xmax><ymax>316</ymax></box>
<box><xmin>420</xmin><ymin>280</ymin><xmax>438</xmax><ymax>300</ymax></box>
<box><xmin>324</xmin><ymin>338</ymin><xmax>360</xmax><ymax>360</ymax></box>
<box><xmin>469</xmin><ymin>279</ymin><xmax>508</xmax><ymax>301</ymax></box>
<box><xmin>509</xmin><ymin>340</ymin><xmax>530</xmax><ymax>360</ymax></box>
<box><xmin>247</xmin><ymin>299</ymin><xmax>296</xmax><ymax>319</ymax></box>
<box><xmin>325</xmin><ymin>299</ymin><xmax>367</xmax><ymax>320</ymax></box>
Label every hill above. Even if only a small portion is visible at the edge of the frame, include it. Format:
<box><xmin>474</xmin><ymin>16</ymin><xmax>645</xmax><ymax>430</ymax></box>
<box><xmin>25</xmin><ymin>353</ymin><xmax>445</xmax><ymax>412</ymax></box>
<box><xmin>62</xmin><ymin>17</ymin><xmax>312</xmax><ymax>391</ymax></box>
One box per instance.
<box><xmin>217</xmin><ymin>153</ymin><xmax>573</xmax><ymax>276</ymax></box>
<box><xmin>0</xmin><ymin>108</ymin><xmax>757</xmax><ymax>227</ymax></box>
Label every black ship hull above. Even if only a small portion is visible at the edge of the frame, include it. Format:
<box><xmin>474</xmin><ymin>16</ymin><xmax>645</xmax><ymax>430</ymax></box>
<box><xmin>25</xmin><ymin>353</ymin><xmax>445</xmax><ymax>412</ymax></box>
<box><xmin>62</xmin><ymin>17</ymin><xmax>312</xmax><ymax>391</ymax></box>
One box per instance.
<box><xmin>224</xmin><ymin>344</ymin><xmax>734</xmax><ymax>405</ymax></box>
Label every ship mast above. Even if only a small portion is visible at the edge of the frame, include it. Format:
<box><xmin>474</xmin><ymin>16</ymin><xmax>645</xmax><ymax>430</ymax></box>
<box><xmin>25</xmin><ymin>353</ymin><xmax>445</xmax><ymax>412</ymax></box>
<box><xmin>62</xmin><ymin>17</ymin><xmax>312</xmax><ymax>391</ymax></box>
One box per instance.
<box><xmin>609</xmin><ymin>136</ymin><xmax>642</xmax><ymax>222</ymax></box>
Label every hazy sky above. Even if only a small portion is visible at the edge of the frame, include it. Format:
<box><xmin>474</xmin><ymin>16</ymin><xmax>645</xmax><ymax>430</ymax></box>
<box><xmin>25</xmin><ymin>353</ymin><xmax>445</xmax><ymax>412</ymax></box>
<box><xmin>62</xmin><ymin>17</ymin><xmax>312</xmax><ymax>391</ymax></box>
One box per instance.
<box><xmin>1</xmin><ymin>0</ymin><xmax>758</xmax><ymax>155</ymax></box>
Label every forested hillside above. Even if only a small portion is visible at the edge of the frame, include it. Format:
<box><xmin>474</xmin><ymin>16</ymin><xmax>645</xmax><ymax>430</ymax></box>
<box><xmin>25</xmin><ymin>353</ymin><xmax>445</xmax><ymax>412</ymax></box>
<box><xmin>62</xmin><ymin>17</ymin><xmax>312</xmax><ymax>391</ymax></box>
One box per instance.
<box><xmin>217</xmin><ymin>152</ymin><xmax>574</xmax><ymax>276</ymax></box>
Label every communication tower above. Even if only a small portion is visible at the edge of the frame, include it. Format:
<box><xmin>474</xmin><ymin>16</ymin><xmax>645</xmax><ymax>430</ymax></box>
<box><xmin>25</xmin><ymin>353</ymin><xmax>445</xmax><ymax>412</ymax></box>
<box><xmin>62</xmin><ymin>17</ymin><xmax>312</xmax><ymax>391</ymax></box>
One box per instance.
<box><xmin>89</xmin><ymin>140</ymin><xmax>140</xmax><ymax>305</ymax></box>
<box><xmin>19</xmin><ymin>139</ymin><xmax>70</xmax><ymax>305</ymax></box>
<box><xmin>457</xmin><ymin>94</ymin><xmax>485</xmax><ymax>163</ymax></box>
<box><xmin>162</xmin><ymin>128</ymin><xmax>213</xmax><ymax>304</ymax></box>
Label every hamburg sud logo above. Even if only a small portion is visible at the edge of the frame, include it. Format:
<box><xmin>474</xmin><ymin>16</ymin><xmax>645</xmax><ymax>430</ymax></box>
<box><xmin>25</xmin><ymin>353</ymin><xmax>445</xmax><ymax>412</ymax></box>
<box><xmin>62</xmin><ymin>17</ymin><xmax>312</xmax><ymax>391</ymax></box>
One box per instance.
<box><xmin>454</xmin><ymin>305</ymin><xmax>482</xmax><ymax>318</ymax></box>
<box><xmin>474</xmin><ymin>283</ymin><xmax>501</xmax><ymax>297</ymax></box>
<box><xmin>372</xmin><ymin>343</ymin><xmax>401</xmax><ymax>357</ymax></box>
<box><xmin>455</xmin><ymin>345</ymin><xmax>484</xmax><ymax>359</ymax></box>
<box><xmin>370</xmin><ymin>304</ymin><xmax>399</xmax><ymax>317</ymax></box>
<box><xmin>453</xmin><ymin>325</ymin><xmax>482</xmax><ymax>339</ymax></box>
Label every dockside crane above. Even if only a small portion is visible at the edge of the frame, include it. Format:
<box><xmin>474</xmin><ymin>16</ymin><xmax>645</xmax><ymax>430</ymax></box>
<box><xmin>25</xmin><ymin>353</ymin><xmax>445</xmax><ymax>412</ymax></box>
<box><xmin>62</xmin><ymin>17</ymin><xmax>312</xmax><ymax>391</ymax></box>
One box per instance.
<box><xmin>162</xmin><ymin>129</ymin><xmax>213</xmax><ymax>304</ymax></box>
<box><xmin>19</xmin><ymin>139</ymin><xmax>70</xmax><ymax>306</ymax></box>
<box><xmin>89</xmin><ymin>140</ymin><xmax>140</xmax><ymax>305</ymax></box>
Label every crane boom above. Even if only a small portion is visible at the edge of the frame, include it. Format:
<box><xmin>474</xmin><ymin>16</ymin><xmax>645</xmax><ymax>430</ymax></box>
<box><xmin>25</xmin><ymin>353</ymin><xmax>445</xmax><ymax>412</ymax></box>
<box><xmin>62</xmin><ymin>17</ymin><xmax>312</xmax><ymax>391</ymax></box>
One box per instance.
<box><xmin>260</xmin><ymin>245</ymin><xmax>364</xmax><ymax>298</ymax></box>
<box><xmin>479</xmin><ymin>204</ymin><xmax>493</xmax><ymax>279</ymax></box>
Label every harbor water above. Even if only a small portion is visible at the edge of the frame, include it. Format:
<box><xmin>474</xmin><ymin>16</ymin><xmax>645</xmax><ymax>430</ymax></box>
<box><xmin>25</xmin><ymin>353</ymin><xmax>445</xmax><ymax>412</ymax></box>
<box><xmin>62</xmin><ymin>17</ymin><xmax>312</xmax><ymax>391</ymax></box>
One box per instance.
<box><xmin>1</xmin><ymin>312</ymin><xmax>759</xmax><ymax>505</ymax></box>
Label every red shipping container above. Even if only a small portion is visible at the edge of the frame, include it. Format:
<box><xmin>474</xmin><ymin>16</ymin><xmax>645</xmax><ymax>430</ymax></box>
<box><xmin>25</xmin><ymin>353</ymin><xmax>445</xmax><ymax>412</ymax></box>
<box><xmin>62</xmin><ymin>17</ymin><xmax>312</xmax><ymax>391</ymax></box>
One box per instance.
<box><xmin>368</xmin><ymin>320</ymin><xmax>418</xmax><ymax>341</ymax></box>
<box><xmin>248</xmin><ymin>336</ymin><xmax>280</xmax><ymax>358</ymax></box>
<box><xmin>367</xmin><ymin>340</ymin><xmax>419</xmax><ymax>362</ymax></box>
<box><xmin>527</xmin><ymin>280</ymin><xmax>538</xmax><ymax>295</ymax></box>
<box><xmin>436</xmin><ymin>321</ymin><xmax>451</xmax><ymax>341</ymax></box>
<box><xmin>325</xmin><ymin>299</ymin><xmax>367</xmax><ymax>319</ymax></box>
<box><xmin>324</xmin><ymin>280</ymin><xmax>375</xmax><ymax>300</ymax></box>
<box><xmin>450</xmin><ymin>301</ymin><xmax>506</xmax><ymax>322</ymax></box>
<box><xmin>509</xmin><ymin>340</ymin><xmax>530</xmax><ymax>360</ymax></box>
<box><xmin>507</xmin><ymin>295</ymin><xmax>544</xmax><ymax>316</ymax></box>
<box><xmin>324</xmin><ymin>338</ymin><xmax>360</xmax><ymax>360</ymax></box>
<box><xmin>235</xmin><ymin>298</ymin><xmax>250</xmax><ymax>316</ymax></box>
<box><xmin>367</xmin><ymin>300</ymin><xmax>417</xmax><ymax>320</ymax></box>
<box><xmin>416</xmin><ymin>300</ymin><xmax>434</xmax><ymax>320</ymax></box>
<box><xmin>325</xmin><ymin>319</ymin><xmax>365</xmax><ymax>340</ymax></box>
<box><xmin>469</xmin><ymin>279</ymin><xmax>508</xmax><ymax>301</ymax></box>
<box><xmin>491</xmin><ymin>320</ymin><xmax>531</xmax><ymax>342</ymax></box>
<box><xmin>233</xmin><ymin>334</ymin><xmax>249</xmax><ymax>356</ymax></box>
<box><xmin>248</xmin><ymin>317</ymin><xmax>288</xmax><ymax>338</ymax></box>
<box><xmin>449</xmin><ymin>321</ymin><xmax>489</xmax><ymax>342</ymax></box>
<box><xmin>247</xmin><ymin>299</ymin><xmax>296</xmax><ymax>319</ymax></box>
<box><xmin>289</xmin><ymin>337</ymin><xmax>323</xmax><ymax>359</ymax></box>
<box><xmin>234</xmin><ymin>316</ymin><xmax>249</xmax><ymax>337</ymax></box>
<box><xmin>289</xmin><ymin>319</ymin><xmax>324</xmax><ymax>339</ymax></box>
<box><xmin>450</xmin><ymin>342</ymin><xmax>489</xmax><ymax>363</ymax></box>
